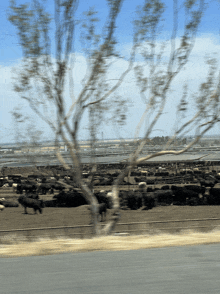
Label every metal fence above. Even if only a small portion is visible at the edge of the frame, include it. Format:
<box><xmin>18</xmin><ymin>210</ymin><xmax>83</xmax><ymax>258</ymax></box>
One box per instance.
<box><xmin>1</xmin><ymin>218</ymin><xmax>220</xmax><ymax>242</ymax></box>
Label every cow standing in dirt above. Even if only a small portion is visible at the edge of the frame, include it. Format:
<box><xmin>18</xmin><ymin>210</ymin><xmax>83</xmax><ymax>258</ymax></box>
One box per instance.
<box><xmin>98</xmin><ymin>203</ymin><xmax>107</xmax><ymax>221</ymax></box>
<box><xmin>18</xmin><ymin>196</ymin><xmax>44</xmax><ymax>214</ymax></box>
<box><xmin>88</xmin><ymin>203</ymin><xmax>107</xmax><ymax>222</ymax></box>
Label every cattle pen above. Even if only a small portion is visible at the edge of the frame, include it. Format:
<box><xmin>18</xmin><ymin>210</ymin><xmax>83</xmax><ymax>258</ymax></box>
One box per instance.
<box><xmin>2</xmin><ymin>159</ymin><xmax>220</xmax><ymax>245</ymax></box>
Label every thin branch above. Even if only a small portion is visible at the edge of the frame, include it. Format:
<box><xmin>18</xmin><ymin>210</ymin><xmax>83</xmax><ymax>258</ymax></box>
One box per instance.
<box><xmin>83</xmin><ymin>57</ymin><xmax>133</xmax><ymax>108</ymax></box>
<box><xmin>137</xmin><ymin>117</ymin><xmax>218</xmax><ymax>164</ymax></box>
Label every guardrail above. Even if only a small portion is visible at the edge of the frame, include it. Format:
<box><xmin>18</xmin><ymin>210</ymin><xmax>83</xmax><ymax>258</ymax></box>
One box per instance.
<box><xmin>1</xmin><ymin>218</ymin><xmax>220</xmax><ymax>242</ymax></box>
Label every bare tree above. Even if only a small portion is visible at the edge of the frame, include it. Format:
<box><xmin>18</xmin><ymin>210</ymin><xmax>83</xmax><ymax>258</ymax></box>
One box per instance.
<box><xmin>11</xmin><ymin>106</ymin><xmax>44</xmax><ymax>147</ymax></box>
<box><xmin>8</xmin><ymin>0</ymin><xmax>220</xmax><ymax>235</ymax></box>
<box><xmin>11</xmin><ymin>107</ymin><xmax>46</xmax><ymax>166</ymax></box>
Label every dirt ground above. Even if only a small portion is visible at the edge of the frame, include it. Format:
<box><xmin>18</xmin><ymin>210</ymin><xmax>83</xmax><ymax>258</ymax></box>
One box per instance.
<box><xmin>1</xmin><ymin>205</ymin><xmax>220</xmax><ymax>233</ymax></box>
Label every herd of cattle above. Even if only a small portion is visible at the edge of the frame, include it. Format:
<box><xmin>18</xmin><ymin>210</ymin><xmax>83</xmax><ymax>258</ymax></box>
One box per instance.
<box><xmin>0</xmin><ymin>163</ymin><xmax>220</xmax><ymax>218</ymax></box>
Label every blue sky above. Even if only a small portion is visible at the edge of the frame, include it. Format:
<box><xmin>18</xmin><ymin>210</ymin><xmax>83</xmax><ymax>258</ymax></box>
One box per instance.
<box><xmin>1</xmin><ymin>0</ymin><xmax>220</xmax><ymax>143</ymax></box>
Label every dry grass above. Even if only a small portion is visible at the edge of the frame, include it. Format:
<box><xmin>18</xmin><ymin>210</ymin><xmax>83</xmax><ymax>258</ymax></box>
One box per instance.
<box><xmin>1</xmin><ymin>230</ymin><xmax>220</xmax><ymax>257</ymax></box>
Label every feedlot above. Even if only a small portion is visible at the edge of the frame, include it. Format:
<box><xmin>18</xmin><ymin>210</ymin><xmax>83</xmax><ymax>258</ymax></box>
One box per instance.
<box><xmin>1</xmin><ymin>161</ymin><xmax>220</xmax><ymax>240</ymax></box>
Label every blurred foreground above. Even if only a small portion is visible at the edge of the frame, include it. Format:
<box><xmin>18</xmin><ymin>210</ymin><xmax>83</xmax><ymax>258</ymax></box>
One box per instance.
<box><xmin>1</xmin><ymin>229</ymin><xmax>220</xmax><ymax>257</ymax></box>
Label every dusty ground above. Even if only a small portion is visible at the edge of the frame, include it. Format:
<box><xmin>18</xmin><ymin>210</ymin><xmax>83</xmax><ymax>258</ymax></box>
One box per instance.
<box><xmin>1</xmin><ymin>205</ymin><xmax>220</xmax><ymax>232</ymax></box>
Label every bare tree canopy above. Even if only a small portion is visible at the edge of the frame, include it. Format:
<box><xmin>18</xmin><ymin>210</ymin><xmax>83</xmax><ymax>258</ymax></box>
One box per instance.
<box><xmin>8</xmin><ymin>0</ymin><xmax>220</xmax><ymax>235</ymax></box>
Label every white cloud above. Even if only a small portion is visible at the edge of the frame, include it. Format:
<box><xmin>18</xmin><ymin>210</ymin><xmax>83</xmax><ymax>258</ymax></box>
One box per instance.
<box><xmin>1</xmin><ymin>33</ymin><xmax>220</xmax><ymax>143</ymax></box>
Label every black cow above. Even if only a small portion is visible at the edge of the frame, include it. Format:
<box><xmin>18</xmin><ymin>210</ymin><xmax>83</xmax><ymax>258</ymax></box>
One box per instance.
<box><xmin>38</xmin><ymin>183</ymin><xmax>52</xmax><ymax>195</ymax></box>
<box><xmin>16</xmin><ymin>184</ymin><xmax>37</xmax><ymax>194</ymax></box>
<box><xmin>207</xmin><ymin>188</ymin><xmax>220</xmax><ymax>205</ymax></box>
<box><xmin>184</xmin><ymin>185</ymin><xmax>205</xmax><ymax>194</ymax></box>
<box><xmin>171</xmin><ymin>186</ymin><xmax>201</xmax><ymax>206</ymax></box>
<box><xmin>88</xmin><ymin>203</ymin><xmax>107</xmax><ymax>222</ymax></box>
<box><xmin>199</xmin><ymin>178</ymin><xmax>218</xmax><ymax>188</ymax></box>
<box><xmin>142</xmin><ymin>192</ymin><xmax>155</xmax><ymax>210</ymax></box>
<box><xmin>98</xmin><ymin>203</ymin><xmax>107</xmax><ymax>221</ymax></box>
<box><xmin>51</xmin><ymin>183</ymin><xmax>65</xmax><ymax>192</ymax></box>
<box><xmin>16</xmin><ymin>184</ymin><xmax>23</xmax><ymax>194</ymax></box>
<box><xmin>154</xmin><ymin>189</ymin><xmax>173</xmax><ymax>205</ymax></box>
<box><xmin>25</xmin><ymin>193</ymin><xmax>39</xmax><ymax>199</ymax></box>
<box><xmin>18</xmin><ymin>196</ymin><xmax>44</xmax><ymax>214</ymax></box>
<box><xmin>0</xmin><ymin>199</ymin><xmax>19</xmax><ymax>207</ymax></box>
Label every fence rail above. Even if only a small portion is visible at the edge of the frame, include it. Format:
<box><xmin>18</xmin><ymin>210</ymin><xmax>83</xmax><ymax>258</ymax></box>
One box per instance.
<box><xmin>1</xmin><ymin>218</ymin><xmax>220</xmax><ymax>242</ymax></box>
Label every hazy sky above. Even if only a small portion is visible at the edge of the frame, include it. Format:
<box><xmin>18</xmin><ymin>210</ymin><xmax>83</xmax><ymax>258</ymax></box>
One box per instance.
<box><xmin>1</xmin><ymin>0</ymin><xmax>220</xmax><ymax>143</ymax></box>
